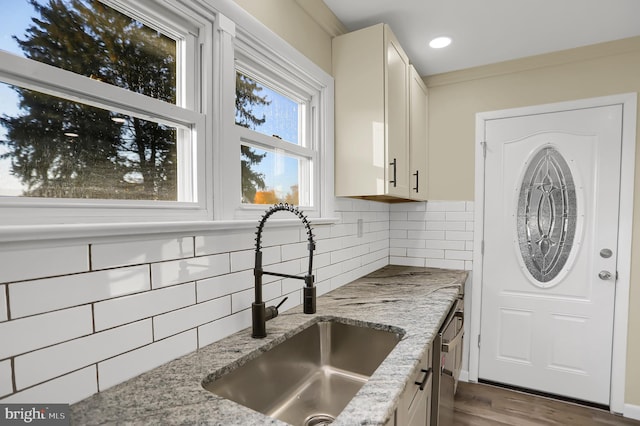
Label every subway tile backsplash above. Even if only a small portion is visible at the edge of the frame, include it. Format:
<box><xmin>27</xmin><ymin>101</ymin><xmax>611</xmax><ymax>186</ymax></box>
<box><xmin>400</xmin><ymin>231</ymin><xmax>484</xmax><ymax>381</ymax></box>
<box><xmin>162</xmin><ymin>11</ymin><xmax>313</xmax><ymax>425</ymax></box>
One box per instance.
<box><xmin>0</xmin><ymin>199</ymin><xmax>472</xmax><ymax>403</ymax></box>
<box><xmin>390</xmin><ymin>201</ymin><xmax>474</xmax><ymax>271</ymax></box>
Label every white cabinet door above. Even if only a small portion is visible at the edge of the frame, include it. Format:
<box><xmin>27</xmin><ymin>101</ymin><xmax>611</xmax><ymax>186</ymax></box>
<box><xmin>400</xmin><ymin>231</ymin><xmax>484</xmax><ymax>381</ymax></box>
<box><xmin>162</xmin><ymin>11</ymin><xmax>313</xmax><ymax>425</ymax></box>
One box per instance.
<box><xmin>385</xmin><ymin>29</ymin><xmax>409</xmax><ymax>198</ymax></box>
<box><xmin>408</xmin><ymin>65</ymin><xmax>428</xmax><ymax>201</ymax></box>
<box><xmin>397</xmin><ymin>345</ymin><xmax>432</xmax><ymax>426</ymax></box>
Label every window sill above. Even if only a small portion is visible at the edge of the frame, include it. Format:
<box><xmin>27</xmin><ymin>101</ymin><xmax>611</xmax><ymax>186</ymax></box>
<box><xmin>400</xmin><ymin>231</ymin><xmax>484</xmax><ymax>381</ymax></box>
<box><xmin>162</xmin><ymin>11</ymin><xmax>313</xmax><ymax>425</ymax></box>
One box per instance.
<box><xmin>0</xmin><ymin>217</ymin><xmax>340</xmax><ymax>245</ymax></box>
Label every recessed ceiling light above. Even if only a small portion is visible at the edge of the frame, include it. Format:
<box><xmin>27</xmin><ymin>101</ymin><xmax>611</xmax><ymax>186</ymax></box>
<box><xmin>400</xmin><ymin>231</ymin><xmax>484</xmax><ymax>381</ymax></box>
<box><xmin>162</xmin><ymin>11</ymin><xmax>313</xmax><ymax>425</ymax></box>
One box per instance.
<box><xmin>429</xmin><ymin>36</ymin><xmax>452</xmax><ymax>49</ymax></box>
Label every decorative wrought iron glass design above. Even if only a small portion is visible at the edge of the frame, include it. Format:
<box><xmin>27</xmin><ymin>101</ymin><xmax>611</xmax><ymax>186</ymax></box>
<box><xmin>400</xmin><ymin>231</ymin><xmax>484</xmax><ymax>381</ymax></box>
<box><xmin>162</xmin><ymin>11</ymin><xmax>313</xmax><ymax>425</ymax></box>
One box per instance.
<box><xmin>517</xmin><ymin>146</ymin><xmax>577</xmax><ymax>283</ymax></box>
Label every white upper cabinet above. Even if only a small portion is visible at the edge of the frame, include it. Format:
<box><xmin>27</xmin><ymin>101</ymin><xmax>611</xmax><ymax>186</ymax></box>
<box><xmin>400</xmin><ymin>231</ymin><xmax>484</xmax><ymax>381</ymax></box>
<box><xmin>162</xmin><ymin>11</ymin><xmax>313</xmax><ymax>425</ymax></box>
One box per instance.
<box><xmin>333</xmin><ymin>23</ymin><xmax>428</xmax><ymax>202</ymax></box>
<box><xmin>409</xmin><ymin>64</ymin><xmax>428</xmax><ymax>201</ymax></box>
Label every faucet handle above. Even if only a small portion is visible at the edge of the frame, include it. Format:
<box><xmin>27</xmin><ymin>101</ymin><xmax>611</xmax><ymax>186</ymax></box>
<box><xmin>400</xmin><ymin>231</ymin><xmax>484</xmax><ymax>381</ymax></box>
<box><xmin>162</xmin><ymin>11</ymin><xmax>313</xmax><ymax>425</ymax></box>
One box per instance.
<box><xmin>275</xmin><ymin>296</ymin><xmax>288</xmax><ymax>310</ymax></box>
<box><xmin>265</xmin><ymin>296</ymin><xmax>288</xmax><ymax>321</ymax></box>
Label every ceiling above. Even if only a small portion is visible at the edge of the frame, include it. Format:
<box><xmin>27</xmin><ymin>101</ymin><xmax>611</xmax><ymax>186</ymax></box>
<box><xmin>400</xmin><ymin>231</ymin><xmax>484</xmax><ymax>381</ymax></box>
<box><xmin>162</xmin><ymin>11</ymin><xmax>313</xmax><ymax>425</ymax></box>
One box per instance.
<box><xmin>322</xmin><ymin>0</ymin><xmax>640</xmax><ymax>77</ymax></box>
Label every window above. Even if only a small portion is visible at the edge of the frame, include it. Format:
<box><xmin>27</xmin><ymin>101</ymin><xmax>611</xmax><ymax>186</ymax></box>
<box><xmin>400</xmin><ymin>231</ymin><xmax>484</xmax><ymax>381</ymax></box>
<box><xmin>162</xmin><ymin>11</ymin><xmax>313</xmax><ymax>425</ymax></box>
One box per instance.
<box><xmin>236</xmin><ymin>71</ymin><xmax>314</xmax><ymax>206</ymax></box>
<box><xmin>0</xmin><ymin>0</ymin><xmax>334</xmax><ymax>233</ymax></box>
<box><xmin>0</xmin><ymin>0</ymin><xmax>205</xmax><ymax>224</ymax></box>
<box><xmin>228</xmin><ymin>33</ymin><xmax>333</xmax><ymax>220</ymax></box>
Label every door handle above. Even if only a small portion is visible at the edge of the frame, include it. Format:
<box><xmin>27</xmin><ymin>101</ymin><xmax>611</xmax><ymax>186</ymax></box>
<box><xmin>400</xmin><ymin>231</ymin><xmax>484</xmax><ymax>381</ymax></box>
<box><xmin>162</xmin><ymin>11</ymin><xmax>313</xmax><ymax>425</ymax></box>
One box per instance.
<box><xmin>598</xmin><ymin>270</ymin><xmax>613</xmax><ymax>280</ymax></box>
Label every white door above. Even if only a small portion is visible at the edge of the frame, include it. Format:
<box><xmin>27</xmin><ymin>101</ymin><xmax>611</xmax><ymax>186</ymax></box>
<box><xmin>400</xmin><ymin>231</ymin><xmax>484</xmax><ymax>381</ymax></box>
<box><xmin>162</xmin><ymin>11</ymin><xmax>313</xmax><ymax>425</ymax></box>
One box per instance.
<box><xmin>478</xmin><ymin>105</ymin><xmax>623</xmax><ymax>405</ymax></box>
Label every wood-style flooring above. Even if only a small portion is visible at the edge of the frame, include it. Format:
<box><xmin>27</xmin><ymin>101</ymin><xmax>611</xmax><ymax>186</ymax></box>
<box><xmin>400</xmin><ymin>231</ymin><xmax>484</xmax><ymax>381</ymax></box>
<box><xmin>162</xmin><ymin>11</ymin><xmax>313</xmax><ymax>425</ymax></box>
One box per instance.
<box><xmin>453</xmin><ymin>381</ymin><xmax>640</xmax><ymax>426</ymax></box>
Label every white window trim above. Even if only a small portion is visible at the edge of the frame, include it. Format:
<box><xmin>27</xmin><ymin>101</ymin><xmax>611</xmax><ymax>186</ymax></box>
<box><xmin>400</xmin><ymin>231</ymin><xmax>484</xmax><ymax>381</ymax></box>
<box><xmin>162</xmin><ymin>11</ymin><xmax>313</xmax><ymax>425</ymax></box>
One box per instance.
<box><xmin>216</xmin><ymin>18</ymin><xmax>335</xmax><ymax>221</ymax></box>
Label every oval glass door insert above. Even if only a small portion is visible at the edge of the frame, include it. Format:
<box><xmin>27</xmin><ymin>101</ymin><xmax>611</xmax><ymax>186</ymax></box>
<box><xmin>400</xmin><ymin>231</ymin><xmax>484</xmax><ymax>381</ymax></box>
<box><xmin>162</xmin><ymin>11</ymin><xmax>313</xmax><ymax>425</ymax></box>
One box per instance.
<box><xmin>517</xmin><ymin>146</ymin><xmax>577</xmax><ymax>284</ymax></box>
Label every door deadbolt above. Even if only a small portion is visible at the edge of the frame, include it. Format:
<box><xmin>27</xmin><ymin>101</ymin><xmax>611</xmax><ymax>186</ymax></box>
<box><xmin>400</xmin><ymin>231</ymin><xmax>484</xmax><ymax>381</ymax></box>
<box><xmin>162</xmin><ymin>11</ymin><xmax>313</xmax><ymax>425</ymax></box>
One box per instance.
<box><xmin>598</xmin><ymin>270</ymin><xmax>613</xmax><ymax>280</ymax></box>
<box><xmin>600</xmin><ymin>248</ymin><xmax>613</xmax><ymax>258</ymax></box>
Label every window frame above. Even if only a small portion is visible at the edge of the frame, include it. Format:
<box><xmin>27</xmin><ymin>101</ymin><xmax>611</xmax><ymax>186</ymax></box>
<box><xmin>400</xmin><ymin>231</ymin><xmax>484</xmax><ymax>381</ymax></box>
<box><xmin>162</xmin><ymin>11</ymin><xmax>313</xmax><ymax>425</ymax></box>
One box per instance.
<box><xmin>219</xmin><ymin>24</ymin><xmax>334</xmax><ymax>221</ymax></box>
<box><xmin>0</xmin><ymin>0</ymin><xmax>209</xmax><ymax>225</ymax></box>
<box><xmin>234</xmin><ymin>63</ymin><xmax>318</xmax><ymax>209</ymax></box>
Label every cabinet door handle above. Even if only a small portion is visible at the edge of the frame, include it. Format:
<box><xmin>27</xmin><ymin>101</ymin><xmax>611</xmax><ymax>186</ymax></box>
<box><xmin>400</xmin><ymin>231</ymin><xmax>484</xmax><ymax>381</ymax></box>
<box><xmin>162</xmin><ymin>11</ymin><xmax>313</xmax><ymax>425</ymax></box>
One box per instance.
<box><xmin>413</xmin><ymin>170</ymin><xmax>419</xmax><ymax>192</ymax></box>
<box><xmin>389</xmin><ymin>158</ymin><xmax>397</xmax><ymax>187</ymax></box>
<box><xmin>414</xmin><ymin>368</ymin><xmax>432</xmax><ymax>391</ymax></box>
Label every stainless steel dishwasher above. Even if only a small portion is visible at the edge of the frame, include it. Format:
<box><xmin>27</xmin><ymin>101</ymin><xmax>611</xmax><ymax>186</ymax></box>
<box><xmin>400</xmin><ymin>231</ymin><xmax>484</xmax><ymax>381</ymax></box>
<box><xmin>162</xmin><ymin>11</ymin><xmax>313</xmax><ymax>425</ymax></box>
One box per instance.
<box><xmin>431</xmin><ymin>291</ymin><xmax>464</xmax><ymax>426</ymax></box>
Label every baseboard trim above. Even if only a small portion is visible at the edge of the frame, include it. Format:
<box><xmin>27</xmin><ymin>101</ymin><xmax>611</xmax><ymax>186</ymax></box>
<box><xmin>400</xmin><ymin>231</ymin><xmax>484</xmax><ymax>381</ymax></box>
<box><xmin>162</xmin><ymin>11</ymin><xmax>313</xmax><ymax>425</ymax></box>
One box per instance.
<box><xmin>624</xmin><ymin>403</ymin><xmax>640</xmax><ymax>420</ymax></box>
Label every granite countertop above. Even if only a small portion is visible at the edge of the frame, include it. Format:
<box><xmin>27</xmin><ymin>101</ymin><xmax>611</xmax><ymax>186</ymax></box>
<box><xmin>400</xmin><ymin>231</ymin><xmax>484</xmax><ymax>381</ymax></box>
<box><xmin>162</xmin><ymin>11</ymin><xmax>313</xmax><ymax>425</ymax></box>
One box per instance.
<box><xmin>71</xmin><ymin>265</ymin><xmax>468</xmax><ymax>425</ymax></box>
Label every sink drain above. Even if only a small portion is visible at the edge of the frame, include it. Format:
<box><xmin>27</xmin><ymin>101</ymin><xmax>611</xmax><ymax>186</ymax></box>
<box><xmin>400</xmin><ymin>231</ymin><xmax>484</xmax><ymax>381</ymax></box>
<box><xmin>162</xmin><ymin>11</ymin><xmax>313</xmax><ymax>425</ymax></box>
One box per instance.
<box><xmin>304</xmin><ymin>414</ymin><xmax>335</xmax><ymax>426</ymax></box>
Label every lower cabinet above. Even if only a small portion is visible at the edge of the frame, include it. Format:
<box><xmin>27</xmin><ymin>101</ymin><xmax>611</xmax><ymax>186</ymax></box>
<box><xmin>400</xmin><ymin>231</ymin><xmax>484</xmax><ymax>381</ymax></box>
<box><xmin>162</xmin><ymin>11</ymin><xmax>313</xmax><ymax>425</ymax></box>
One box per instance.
<box><xmin>394</xmin><ymin>344</ymin><xmax>433</xmax><ymax>426</ymax></box>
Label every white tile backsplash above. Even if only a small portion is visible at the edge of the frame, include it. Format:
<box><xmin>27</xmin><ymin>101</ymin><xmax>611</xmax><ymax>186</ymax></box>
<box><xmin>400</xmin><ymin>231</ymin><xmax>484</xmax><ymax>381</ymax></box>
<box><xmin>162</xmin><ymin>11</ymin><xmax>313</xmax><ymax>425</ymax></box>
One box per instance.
<box><xmin>446</xmin><ymin>211</ymin><xmax>474</xmax><ymax>221</ymax></box>
<box><xmin>14</xmin><ymin>320</ymin><xmax>152</xmax><ymax>390</ymax></box>
<box><xmin>195</xmin><ymin>231</ymin><xmax>255</xmax><ymax>256</ymax></box>
<box><xmin>389</xmin><ymin>256</ymin><xmax>426</xmax><ymax>267</ymax></box>
<box><xmin>150</xmin><ymin>254</ymin><xmax>230</xmax><ymax>288</ymax></box>
<box><xmin>91</xmin><ymin>237</ymin><xmax>194</xmax><ymax>270</ymax></box>
<box><xmin>153</xmin><ymin>297</ymin><xmax>230</xmax><ymax>340</ymax></box>
<box><xmin>0</xmin><ymin>359</ymin><xmax>12</xmax><ymax>398</ymax></box>
<box><xmin>445</xmin><ymin>231</ymin><xmax>474</xmax><ymax>241</ymax></box>
<box><xmin>0</xmin><ymin>245</ymin><xmax>88</xmax><ymax>283</ymax></box>
<box><xmin>9</xmin><ymin>265</ymin><xmax>150</xmax><ymax>319</ymax></box>
<box><xmin>0</xmin><ymin>198</ymin><xmax>471</xmax><ymax>404</ymax></box>
<box><xmin>426</xmin><ymin>201</ymin><xmax>466</xmax><ymax>211</ymax></box>
<box><xmin>445</xmin><ymin>250</ymin><xmax>473</xmax><ymax>261</ymax></box>
<box><xmin>261</xmin><ymin>227</ymin><xmax>302</xmax><ymax>247</ymax></box>
<box><xmin>0</xmin><ymin>306</ymin><xmax>93</xmax><ymax>359</ymax></box>
<box><xmin>94</xmin><ymin>283</ymin><xmax>195</xmax><ymax>331</ymax></box>
<box><xmin>98</xmin><ymin>330</ymin><xmax>197</xmax><ymax>391</ymax></box>
<box><xmin>229</xmin><ymin>249</ymin><xmax>254</xmax><ymax>272</ymax></box>
<box><xmin>425</xmin><ymin>240</ymin><xmax>466</xmax><ymax>250</ymax></box>
<box><xmin>281</xmin><ymin>241</ymin><xmax>307</xmax><ymax>261</ymax></box>
<box><xmin>426</xmin><ymin>259</ymin><xmax>466</xmax><ymax>270</ymax></box>
<box><xmin>231</xmin><ymin>281</ymin><xmax>281</xmax><ymax>313</ymax></box>
<box><xmin>196</xmin><ymin>269</ymin><xmax>253</xmax><ymax>303</ymax></box>
<box><xmin>389</xmin><ymin>201</ymin><xmax>473</xmax><ymax>271</ymax></box>
<box><xmin>1</xmin><ymin>366</ymin><xmax>97</xmax><ymax>404</ymax></box>
<box><xmin>0</xmin><ymin>285</ymin><xmax>6</xmax><ymax>322</ymax></box>
<box><xmin>198</xmin><ymin>309</ymin><xmax>252</xmax><ymax>347</ymax></box>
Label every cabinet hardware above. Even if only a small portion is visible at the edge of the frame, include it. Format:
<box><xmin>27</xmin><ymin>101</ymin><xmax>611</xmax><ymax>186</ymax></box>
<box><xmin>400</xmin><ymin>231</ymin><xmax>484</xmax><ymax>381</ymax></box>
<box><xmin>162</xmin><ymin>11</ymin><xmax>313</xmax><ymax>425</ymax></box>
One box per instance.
<box><xmin>413</xmin><ymin>170</ymin><xmax>419</xmax><ymax>192</ymax></box>
<box><xmin>414</xmin><ymin>368</ymin><xmax>432</xmax><ymax>390</ymax></box>
<box><xmin>389</xmin><ymin>158</ymin><xmax>397</xmax><ymax>187</ymax></box>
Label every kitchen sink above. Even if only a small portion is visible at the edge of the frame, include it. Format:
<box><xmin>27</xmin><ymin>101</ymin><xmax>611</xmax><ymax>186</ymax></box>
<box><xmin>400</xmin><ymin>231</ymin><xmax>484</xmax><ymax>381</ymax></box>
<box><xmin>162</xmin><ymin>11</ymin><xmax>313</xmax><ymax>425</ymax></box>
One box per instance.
<box><xmin>202</xmin><ymin>319</ymin><xmax>403</xmax><ymax>425</ymax></box>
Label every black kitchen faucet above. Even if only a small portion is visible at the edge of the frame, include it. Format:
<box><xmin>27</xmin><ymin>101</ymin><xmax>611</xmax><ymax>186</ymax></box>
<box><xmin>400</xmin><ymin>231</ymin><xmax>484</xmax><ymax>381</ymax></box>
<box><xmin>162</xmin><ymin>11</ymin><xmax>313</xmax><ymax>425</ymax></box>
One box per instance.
<box><xmin>252</xmin><ymin>203</ymin><xmax>316</xmax><ymax>338</ymax></box>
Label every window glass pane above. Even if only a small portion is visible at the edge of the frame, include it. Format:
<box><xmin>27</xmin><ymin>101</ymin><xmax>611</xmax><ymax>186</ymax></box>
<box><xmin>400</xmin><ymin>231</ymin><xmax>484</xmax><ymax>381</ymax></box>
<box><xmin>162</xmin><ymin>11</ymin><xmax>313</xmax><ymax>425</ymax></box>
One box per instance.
<box><xmin>0</xmin><ymin>0</ymin><xmax>176</xmax><ymax>104</ymax></box>
<box><xmin>241</xmin><ymin>145</ymin><xmax>303</xmax><ymax>205</ymax></box>
<box><xmin>517</xmin><ymin>146</ymin><xmax>577</xmax><ymax>285</ymax></box>
<box><xmin>235</xmin><ymin>72</ymin><xmax>300</xmax><ymax>145</ymax></box>
<box><xmin>0</xmin><ymin>82</ymin><xmax>181</xmax><ymax>200</ymax></box>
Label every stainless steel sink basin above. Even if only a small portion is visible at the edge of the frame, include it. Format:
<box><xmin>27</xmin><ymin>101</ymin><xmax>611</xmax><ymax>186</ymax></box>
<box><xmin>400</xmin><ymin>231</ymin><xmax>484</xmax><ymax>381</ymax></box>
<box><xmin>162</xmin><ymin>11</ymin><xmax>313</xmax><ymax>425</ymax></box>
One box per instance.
<box><xmin>202</xmin><ymin>319</ymin><xmax>403</xmax><ymax>425</ymax></box>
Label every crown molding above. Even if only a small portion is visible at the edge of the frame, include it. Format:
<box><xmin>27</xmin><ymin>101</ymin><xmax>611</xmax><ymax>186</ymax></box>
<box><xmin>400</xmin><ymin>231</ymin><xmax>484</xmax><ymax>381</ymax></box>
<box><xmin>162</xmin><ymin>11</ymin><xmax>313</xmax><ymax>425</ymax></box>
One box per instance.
<box><xmin>294</xmin><ymin>0</ymin><xmax>347</xmax><ymax>38</ymax></box>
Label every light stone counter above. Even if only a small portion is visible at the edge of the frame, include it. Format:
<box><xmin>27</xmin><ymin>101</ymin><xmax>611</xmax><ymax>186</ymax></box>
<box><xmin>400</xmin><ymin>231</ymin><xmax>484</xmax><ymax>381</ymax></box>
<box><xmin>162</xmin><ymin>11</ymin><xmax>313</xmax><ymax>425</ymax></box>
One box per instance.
<box><xmin>71</xmin><ymin>265</ymin><xmax>467</xmax><ymax>425</ymax></box>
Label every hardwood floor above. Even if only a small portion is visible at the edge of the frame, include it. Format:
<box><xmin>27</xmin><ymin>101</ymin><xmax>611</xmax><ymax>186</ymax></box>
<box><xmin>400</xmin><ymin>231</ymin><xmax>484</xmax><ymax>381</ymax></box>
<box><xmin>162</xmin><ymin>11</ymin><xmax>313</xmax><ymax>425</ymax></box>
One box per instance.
<box><xmin>453</xmin><ymin>381</ymin><xmax>640</xmax><ymax>425</ymax></box>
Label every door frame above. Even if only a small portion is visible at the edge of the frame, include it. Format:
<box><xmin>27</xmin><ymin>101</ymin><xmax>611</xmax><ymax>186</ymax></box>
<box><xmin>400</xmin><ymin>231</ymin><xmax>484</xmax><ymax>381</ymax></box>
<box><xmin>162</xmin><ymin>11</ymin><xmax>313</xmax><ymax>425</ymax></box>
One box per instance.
<box><xmin>469</xmin><ymin>93</ymin><xmax>637</xmax><ymax>414</ymax></box>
